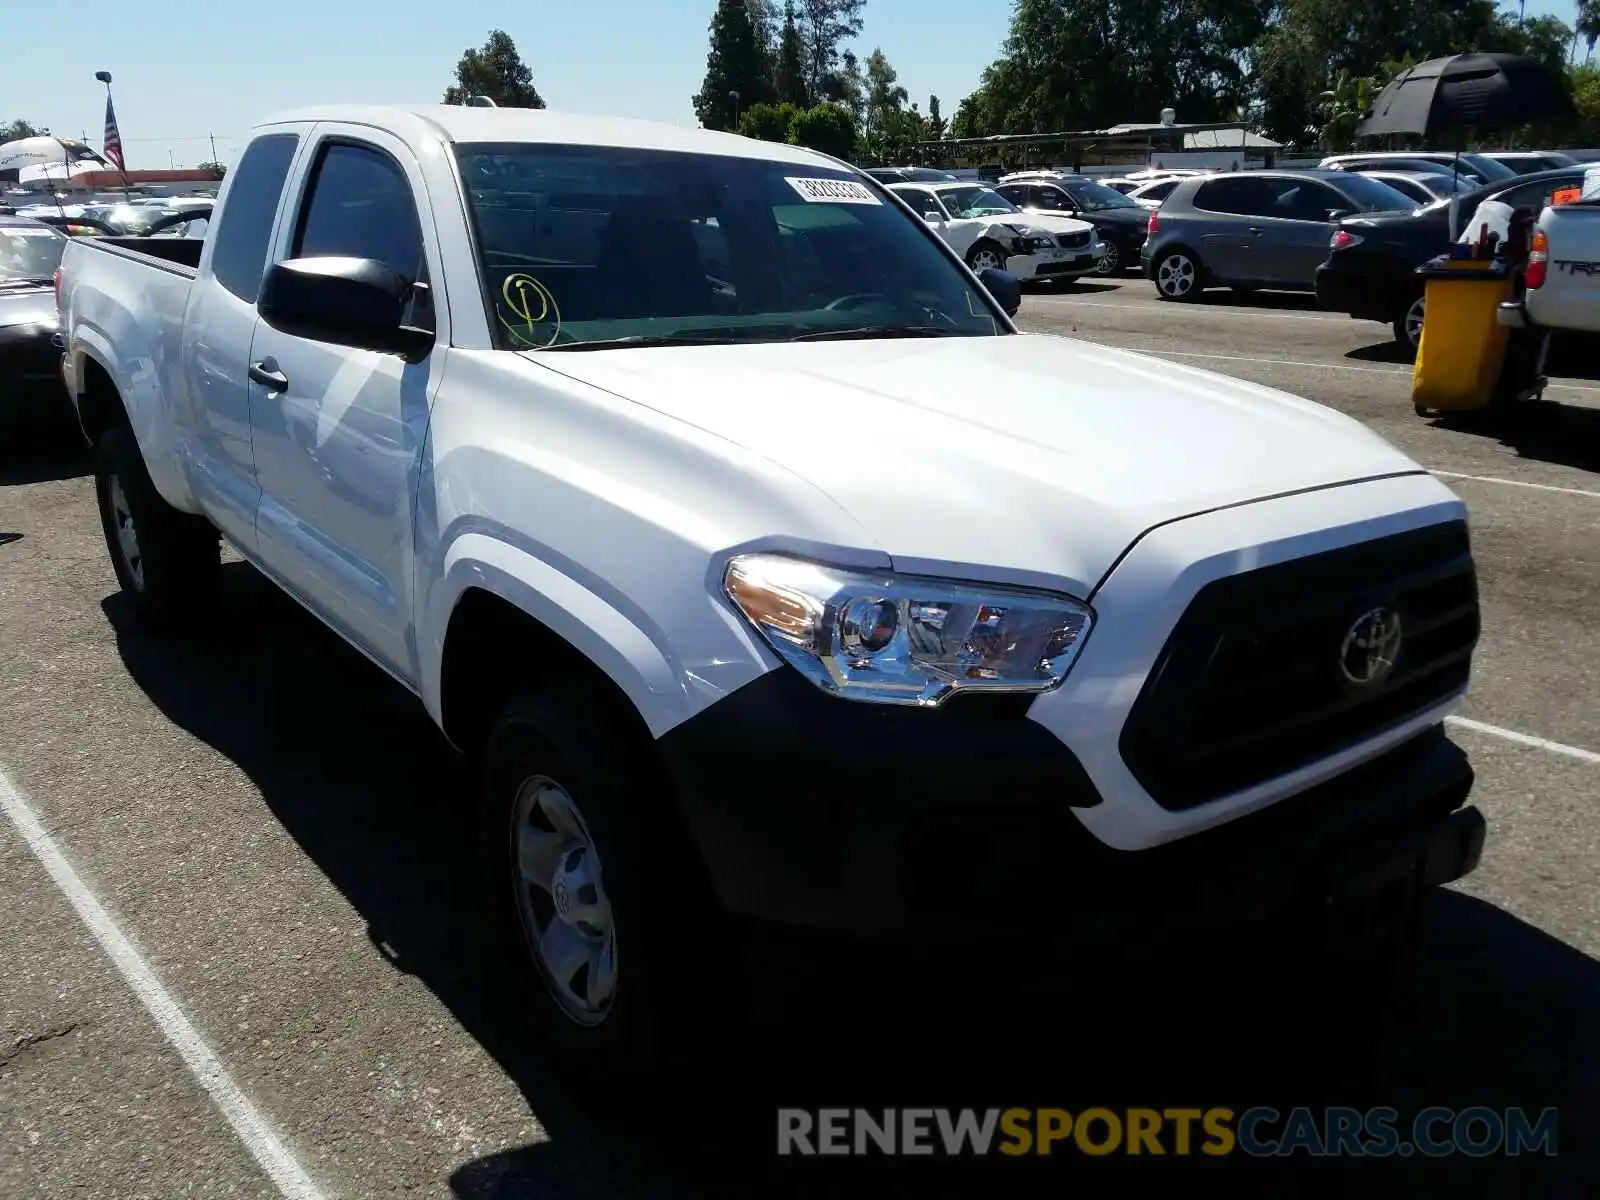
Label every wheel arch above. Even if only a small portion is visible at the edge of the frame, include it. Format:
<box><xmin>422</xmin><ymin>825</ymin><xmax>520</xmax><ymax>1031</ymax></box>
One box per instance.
<box><xmin>425</xmin><ymin>534</ymin><xmax>707</xmax><ymax>758</ymax></box>
<box><xmin>73</xmin><ymin>350</ymin><xmax>130</xmax><ymax>448</ymax></box>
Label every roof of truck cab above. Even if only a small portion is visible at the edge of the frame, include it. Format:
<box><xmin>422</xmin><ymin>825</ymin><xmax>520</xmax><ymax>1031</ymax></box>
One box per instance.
<box><xmin>254</xmin><ymin>104</ymin><xmax>844</xmax><ymax>167</ymax></box>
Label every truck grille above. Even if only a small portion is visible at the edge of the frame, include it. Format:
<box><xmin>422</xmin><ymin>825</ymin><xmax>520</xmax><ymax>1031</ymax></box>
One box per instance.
<box><xmin>1118</xmin><ymin>521</ymin><xmax>1479</xmax><ymax>811</ymax></box>
<box><xmin>1057</xmin><ymin>231</ymin><xmax>1091</xmax><ymax>249</ymax></box>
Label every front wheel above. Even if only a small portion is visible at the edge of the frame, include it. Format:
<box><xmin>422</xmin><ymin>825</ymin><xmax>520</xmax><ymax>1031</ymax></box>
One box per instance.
<box><xmin>1093</xmin><ymin>239</ymin><xmax>1122</xmax><ymax>276</ymax></box>
<box><xmin>1154</xmin><ymin>250</ymin><xmax>1202</xmax><ymax>301</ymax></box>
<box><xmin>966</xmin><ymin>240</ymin><xmax>1007</xmax><ymax>272</ymax></box>
<box><xmin>94</xmin><ymin>425</ymin><xmax>220</xmax><ymax>633</ymax></box>
<box><xmin>482</xmin><ymin>687</ymin><xmax>728</xmax><ymax>1088</ymax></box>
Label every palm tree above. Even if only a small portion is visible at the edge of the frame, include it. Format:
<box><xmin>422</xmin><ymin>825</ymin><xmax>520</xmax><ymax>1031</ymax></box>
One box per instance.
<box><xmin>1578</xmin><ymin>0</ymin><xmax>1600</xmax><ymax>62</ymax></box>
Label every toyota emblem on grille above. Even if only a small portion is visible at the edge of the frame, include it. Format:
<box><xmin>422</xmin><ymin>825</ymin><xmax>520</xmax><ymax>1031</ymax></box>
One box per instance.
<box><xmin>1340</xmin><ymin>606</ymin><xmax>1403</xmax><ymax>687</ymax></box>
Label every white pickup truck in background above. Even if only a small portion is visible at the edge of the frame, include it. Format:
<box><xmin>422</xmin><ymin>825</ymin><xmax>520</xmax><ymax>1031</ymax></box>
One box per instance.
<box><xmin>57</xmin><ymin>103</ymin><xmax>1487</xmax><ymax>1087</ymax></box>
<box><xmin>1522</xmin><ymin>175</ymin><xmax>1600</xmax><ymax>335</ymax></box>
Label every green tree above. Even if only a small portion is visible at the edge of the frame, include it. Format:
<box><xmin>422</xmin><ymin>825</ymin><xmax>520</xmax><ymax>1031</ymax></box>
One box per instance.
<box><xmin>746</xmin><ymin>0</ymin><xmax>780</xmax><ymax>65</ymax></box>
<box><xmin>694</xmin><ymin>0</ymin><xmax>773</xmax><ymax>130</ymax></box>
<box><xmin>1318</xmin><ymin>70</ymin><xmax>1380</xmax><ymax>150</ymax></box>
<box><xmin>196</xmin><ymin>161</ymin><xmax>227</xmax><ymax>180</ymax></box>
<box><xmin>863</xmin><ymin>48</ymin><xmax>908</xmax><ymax>142</ymax></box>
<box><xmin>1573</xmin><ymin>62</ymin><xmax>1600</xmax><ymax>135</ymax></box>
<box><xmin>925</xmin><ymin>95</ymin><xmax>946</xmax><ymax>141</ymax></box>
<box><xmin>954</xmin><ymin>0</ymin><xmax>1269</xmax><ymax>139</ymax></box>
<box><xmin>443</xmin><ymin>30</ymin><xmax>546</xmax><ymax>107</ymax></box>
<box><xmin>800</xmin><ymin>0</ymin><xmax>866</xmax><ymax>102</ymax></box>
<box><xmin>739</xmin><ymin>101</ymin><xmax>802</xmax><ymax>142</ymax></box>
<box><xmin>774</xmin><ymin>1</ymin><xmax>811</xmax><ymax>105</ymax></box>
<box><xmin>789</xmin><ymin>102</ymin><xmax>858</xmax><ymax>158</ymax></box>
<box><xmin>0</xmin><ymin>118</ymin><xmax>47</xmax><ymax>143</ymax></box>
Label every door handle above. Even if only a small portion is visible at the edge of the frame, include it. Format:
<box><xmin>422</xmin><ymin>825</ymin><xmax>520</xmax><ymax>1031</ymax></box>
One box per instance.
<box><xmin>1246</xmin><ymin>226</ymin><xmax>1264</xmax><ymax>235</ymax></box>
<box><xmin>249</xmin><ymin>359</ymin><xmax>288</xmax><ymax>391</ymax></box>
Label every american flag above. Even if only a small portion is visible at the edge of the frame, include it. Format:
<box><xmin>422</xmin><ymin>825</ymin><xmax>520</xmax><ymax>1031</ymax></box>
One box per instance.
<box><xmin>103</xmin><ymin>94</ymin><xmax>124</xmax><ymax>171</ymax></box>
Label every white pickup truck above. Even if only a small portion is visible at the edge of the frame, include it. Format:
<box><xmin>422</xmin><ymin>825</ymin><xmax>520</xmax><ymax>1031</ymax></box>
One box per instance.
<box><xmin>57</xmin><ymin>104</ymin><xmax>1486</xmax><ymax>1082</ymax></box>
<box><xmin>1518</xmin><ymin>183</ymin><xmax>1600</xmax><ymax>335</ymax></box>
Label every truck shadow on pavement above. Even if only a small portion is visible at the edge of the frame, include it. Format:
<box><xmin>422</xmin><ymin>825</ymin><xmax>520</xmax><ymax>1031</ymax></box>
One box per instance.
<box><xmin>0</xmin><ymin>417</ymin><xmax>90</xmax><ymax>487</ymax></box>
<box><xmin>105</xmin><ymin>565</ymin><xmax>1599</xmax><ymax>1199</ymax></box>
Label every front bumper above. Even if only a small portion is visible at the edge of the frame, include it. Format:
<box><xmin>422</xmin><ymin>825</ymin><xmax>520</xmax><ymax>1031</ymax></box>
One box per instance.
<box><xmin>658</xmin><ymin>664</ymin><xmax>1482</xmax><ymax>945</ymax></box>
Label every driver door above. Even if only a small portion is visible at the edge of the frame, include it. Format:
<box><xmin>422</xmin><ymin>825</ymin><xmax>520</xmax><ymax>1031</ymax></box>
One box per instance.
<box><xmin>246</xmin><ymin>129</ymin><xmax>445</xmax><ymax>680</ymax></box>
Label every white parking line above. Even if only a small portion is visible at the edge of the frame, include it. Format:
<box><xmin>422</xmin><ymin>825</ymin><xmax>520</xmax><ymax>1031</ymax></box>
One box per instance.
<box><xmin>1137</xmin><ymin>349</ymin><xmax>1408</xmax><ymax>375</ymax></box>
<box><xmin>0</xmin><ymin>768</ymin><xmax>325</xmax><ymax>1200</ymax></box>
<box><xmin>1034</xmin><ymin>296</ymin><xmax>1346</xmax><ymax>323</ymax></box>
<box><xmin>1446</xmin><ymin>717</ymin><xmax>1600</xmax><ymax>765</ymax></box>
<box><xmin>1099</xmin><ymin>345</ymin><xmax>1600</xmax><ymax>396</ymax></box>
<box><xmin>1431</xmin><ymin>471</ymin><xmax>1600</xmax><ymax>500</ymax></box>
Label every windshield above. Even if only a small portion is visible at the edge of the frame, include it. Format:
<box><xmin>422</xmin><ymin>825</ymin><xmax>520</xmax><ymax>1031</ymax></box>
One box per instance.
<box><xmin>1064</xmin><ymin>180</ymin><xmax>1142</xmax><ymax>210</ymax></box>
<box><xmin>934</xmin><ymin>185</ymin><xmax>1019</xmax><ymax>217</ymax></box>
<box><xmin>1329</xmin><ymin>174</ymin><xmax>1417</xmax><ymax>212</ymax></box>
<box><xmin>0</xmin><ymin>223</ymin><xmax>66</xmax><ymax>283</ymax></box>
<box><xmin>83</xmin><ymin>204</ymin><xmax>176</xmax><ymax>234</ymax></box>
<box><xmin>456</xmin><ymin>145</ymin><xmax>1008</xmax><ymax>350</ymax></box>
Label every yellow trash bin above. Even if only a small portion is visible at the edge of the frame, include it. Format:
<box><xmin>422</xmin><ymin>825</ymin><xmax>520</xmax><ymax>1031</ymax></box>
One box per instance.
<box><xmin>1411</xmin><ymin>256</ymin><xmax>1515</xmax><ymax>415</ymax></box>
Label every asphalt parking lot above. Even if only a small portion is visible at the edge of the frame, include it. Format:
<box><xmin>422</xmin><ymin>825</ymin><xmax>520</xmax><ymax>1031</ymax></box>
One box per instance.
<box><xmin>2</xmin><ymin>278</ymin><xmax>1597</xmax><ymax>1198</ymax></box>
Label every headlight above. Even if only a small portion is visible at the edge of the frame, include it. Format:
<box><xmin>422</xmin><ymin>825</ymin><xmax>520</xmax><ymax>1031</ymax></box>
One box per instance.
<box><xmin>723</xmin><ymin>554</ymin><xmax>1094</xmax><ymax>707</ymax></box>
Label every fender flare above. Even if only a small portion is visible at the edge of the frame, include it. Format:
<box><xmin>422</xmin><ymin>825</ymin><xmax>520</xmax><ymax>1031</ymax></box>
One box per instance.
<box><xmin>420</xmin><ymin>532</ymin><xmax>693</xmax><ymax>741</ymax></box>
<box><xmin>68</xmin><ymin>337</ymin><xmax>201</xmax><ymax>513</ymax></box>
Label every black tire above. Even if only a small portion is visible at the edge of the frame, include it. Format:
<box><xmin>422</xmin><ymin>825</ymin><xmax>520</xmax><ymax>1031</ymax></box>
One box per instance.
<box><xmin>1153</xmin><ymin>248</ymin><xmax>1203</xmax><ymax>301</ymax></box>
<box><xmin>94</xmin><ymin>425</ymin><xmax>220</xmax><ymax>633</ymax></box>
<box><xmin>965</xmin><ymin>239</ymin><xmax>1008</xmax><ymax>273</ymax></box>
<box><xmin>480</xmin><ymin>685</ymin><xmax>728</xmax><ymax>1091</ymax></box>
<box><xmin>1393</xmin><ymin>294</ymin><xmax>1426</xmax><ymax>352</ymax></box>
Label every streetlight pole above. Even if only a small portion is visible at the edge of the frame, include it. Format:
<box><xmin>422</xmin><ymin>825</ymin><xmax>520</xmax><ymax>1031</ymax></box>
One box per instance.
<box><xmin>729</xmin><ymin>89</ymin><xmax>741</xmax><ymax>129</ymax></box>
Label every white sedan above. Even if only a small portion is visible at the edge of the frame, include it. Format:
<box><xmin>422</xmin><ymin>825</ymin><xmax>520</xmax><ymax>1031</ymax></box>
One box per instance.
<box><xmin>887</xmin><ymin>181</ymin><xmax>1105</xmax><ymax>283</ymax></box>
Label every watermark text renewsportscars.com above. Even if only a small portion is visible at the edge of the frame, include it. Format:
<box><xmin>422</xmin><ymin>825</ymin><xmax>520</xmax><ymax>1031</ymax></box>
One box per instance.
<box><xmin>777</xmin><ymin>1106</ymin><xmax>1558</xmax><ymax>1158</ymax></box>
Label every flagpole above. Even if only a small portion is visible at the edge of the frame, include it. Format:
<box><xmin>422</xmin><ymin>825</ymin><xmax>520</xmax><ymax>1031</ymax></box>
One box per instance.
<box><xmin>94</xmin><ymin>69</ymin><xmax>131</xmax><ymax>200</ymax></box>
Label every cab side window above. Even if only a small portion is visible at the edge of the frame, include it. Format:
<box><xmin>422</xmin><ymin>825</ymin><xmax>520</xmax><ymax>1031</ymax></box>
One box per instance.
<box><xmin>293</xmin><ymin>141</ymin><xmax>432</xmax><ymax>329</ymax></box>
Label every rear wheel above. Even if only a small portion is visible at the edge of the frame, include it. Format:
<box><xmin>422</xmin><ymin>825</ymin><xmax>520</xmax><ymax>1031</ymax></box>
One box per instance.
<box><xmin>94</xmin><ymin>425</ymin><xmax>219</xmax><ymax>633</ymax></box>
<box><xmin>1154</xmin><ymin>250</ymin><xmax>1202</xmax><ymax>301</ymax></box>
<box><xmin>1093</xmin><ymin>238</ymin><xmax>1122</xmax><ymax>276</ymax></box>
<box><xmin>1394</xmin><ymin>294</ymin><xmax>1426</xmax><ymax>352</ymax></box>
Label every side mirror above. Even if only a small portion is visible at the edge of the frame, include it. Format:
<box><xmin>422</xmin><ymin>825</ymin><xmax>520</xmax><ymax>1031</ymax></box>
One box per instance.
<box><xmin>923</xmin><ymin>210</ymin><xmax>944</xmax><ymax>224</ymax></box>
<box><xmin>258</xmin><ymin>256</ymin><xmax>433</xmax><ymax>361</ymax></box>
<box><xmin>977</xmin><ymin>266</ymin><xmax>1022</xmax><ymax>317</ymax></box>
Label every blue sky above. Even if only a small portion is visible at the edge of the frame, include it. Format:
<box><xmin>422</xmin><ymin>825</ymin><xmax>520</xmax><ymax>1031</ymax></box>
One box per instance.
<box><xmin>0</xmin><ymin>0</ymin><xmax>1582</xmax><ymax>170</ymax></box>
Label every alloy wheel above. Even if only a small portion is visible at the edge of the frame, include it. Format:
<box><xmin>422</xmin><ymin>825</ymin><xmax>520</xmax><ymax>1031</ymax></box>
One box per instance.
<box><xmin>510</xmin><ymin>775</ymin><xmax>618</xmax><ymax>1026</ymax></box>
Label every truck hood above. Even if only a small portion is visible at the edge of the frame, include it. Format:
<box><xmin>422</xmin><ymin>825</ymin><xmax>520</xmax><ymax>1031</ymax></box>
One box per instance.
<box><xmin>526</xmin><ymin>332</ymin><xmax>1421</xmax><ymax>596</ymax></box>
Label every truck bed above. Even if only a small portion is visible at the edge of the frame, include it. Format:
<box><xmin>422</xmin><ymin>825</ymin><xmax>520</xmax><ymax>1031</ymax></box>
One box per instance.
<box><xmin>77</xmin><ymin>235</ymin><xmax>203</xmax><ymax>275</ymax></box>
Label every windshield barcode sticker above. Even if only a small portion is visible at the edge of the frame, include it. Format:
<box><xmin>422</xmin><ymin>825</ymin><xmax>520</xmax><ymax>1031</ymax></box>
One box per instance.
<box><xmin>785</xmin><ymin>177</ymin><xmax>881</xmax><ymax>205</ymax></box>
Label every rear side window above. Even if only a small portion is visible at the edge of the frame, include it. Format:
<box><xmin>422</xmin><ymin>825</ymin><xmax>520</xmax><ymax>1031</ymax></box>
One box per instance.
<box><xmin>210</xmin><ymin>133</ymin><xmax>298</xmax><ymax>303</ymax></box>
<box><xmin>1193</xmin><ymin>177</ymin><xmax>1277</xmax><ymax>216</ymax></box>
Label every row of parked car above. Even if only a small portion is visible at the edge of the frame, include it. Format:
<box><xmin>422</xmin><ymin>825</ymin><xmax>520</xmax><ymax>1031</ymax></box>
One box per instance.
<box><xmin>919</xmin><ymin>149</ymin><xmax>1588</xmax><ymax>351</ymax></box>
<box><xmin>1</xmin><ymin>194</ymin><xmax>216</xmax><ymax>414</ymax></box>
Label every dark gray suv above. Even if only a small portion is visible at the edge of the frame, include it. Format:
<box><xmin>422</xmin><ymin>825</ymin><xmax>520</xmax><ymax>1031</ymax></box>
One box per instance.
<box><xmin>1142</xmin><ymin>171</ymin><xmax>1414</xmax><ymax>301</ymax></box>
